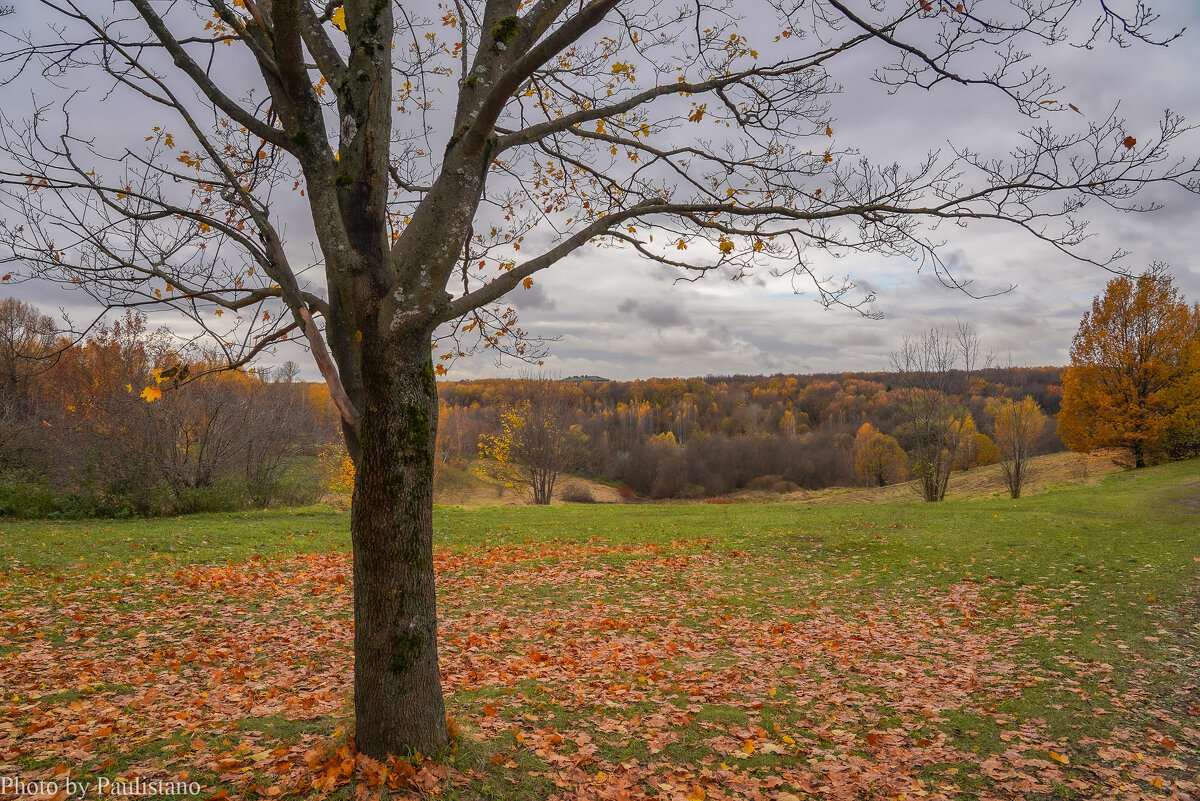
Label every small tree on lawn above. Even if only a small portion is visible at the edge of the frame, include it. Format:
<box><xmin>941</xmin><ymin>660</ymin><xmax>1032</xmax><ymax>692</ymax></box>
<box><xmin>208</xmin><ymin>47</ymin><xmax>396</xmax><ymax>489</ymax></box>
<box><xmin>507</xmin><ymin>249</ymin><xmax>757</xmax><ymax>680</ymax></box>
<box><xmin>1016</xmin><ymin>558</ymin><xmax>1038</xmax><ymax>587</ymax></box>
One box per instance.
<box><xmin>990</xmin><ymin>396</ymin><xmax>1048</xmax><ymax>498</ymax></box>
<box><xmin>890</xmin><ymin>326</ymin><xmax>968</xmax><ymax>502</ymax></box>
<box><xmin>478</xmin><ymin>382</ymin><xmax>587</xmax><ymax>504</ymax></box>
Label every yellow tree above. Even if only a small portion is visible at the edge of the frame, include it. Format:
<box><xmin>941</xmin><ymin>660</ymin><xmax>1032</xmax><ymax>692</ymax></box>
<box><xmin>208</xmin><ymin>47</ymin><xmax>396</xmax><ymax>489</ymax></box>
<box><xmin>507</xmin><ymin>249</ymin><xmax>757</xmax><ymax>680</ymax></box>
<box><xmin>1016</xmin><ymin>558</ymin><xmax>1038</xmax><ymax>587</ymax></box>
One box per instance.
<box><xmin>1058</xmin><ymin>266</ymin><xmax>1200</xmax><ymax>467</ymax></box>
<box><xmin>951</xmin><ymin>415</ymin><xmax>999</xmax><ymax>471</ymax></box>
<box><xmin>852</xmin><ymin>422</ymin><xmax>908</xmax><ymax>487</ymax></box>
<box><xmin>478</xmin><ymin>382</ymin><xmax>587</xmax><ymax>504</ymax></box>
<box><xmin>2</xmin><ymin>0</ymin><xmax>1199</xmax><ymax>758</ymax></box>
<box><xmin>990</xmin><ymin>396</ymin><xmax>1048</xmax><ymax>498</ymax></box>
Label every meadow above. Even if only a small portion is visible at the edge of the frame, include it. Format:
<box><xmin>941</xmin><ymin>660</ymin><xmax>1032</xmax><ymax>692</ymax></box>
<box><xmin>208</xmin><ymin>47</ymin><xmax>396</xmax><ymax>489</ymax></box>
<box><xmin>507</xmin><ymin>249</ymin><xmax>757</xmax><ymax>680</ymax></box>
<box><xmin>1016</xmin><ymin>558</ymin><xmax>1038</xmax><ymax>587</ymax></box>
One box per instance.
<box><xmin>1</xmin><ymin>459</ymin><xmax>1197</xmax><ymax>800</ymax></box>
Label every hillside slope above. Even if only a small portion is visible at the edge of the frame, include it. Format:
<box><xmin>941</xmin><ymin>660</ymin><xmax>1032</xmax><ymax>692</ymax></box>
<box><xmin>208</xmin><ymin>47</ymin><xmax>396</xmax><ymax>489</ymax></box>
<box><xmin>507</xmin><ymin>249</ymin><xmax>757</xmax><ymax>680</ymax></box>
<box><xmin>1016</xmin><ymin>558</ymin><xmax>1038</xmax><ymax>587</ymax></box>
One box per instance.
<box><xmin>772</xmin><ymin>450</ymin><xmax>1124</xmax><ymax>505</ymax></box>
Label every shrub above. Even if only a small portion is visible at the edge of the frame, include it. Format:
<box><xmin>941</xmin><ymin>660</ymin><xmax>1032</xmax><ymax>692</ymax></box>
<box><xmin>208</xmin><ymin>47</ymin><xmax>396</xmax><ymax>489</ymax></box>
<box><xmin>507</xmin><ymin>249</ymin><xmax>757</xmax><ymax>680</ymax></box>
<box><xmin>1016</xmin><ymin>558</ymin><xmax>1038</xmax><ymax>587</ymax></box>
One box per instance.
<box><xmin>560</xmin><ymin>484</ymin><xmax>596</xmax><ymax>503</ymax></box>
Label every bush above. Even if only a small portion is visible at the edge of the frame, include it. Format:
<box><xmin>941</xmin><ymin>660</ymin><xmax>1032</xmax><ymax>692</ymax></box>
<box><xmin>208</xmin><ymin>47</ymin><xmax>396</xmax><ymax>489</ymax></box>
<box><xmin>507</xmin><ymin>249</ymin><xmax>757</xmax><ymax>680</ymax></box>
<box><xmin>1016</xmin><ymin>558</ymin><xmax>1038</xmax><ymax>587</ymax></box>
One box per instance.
<box><xmin>273</xmin><ymin>462</ymin><xmax>327</xmax><ymax>507</ymax></box>
<box><xmin>743</xmin><ymin>474</ymin><xmax>799</xmax><ymax>493</ymax></box>
<box><xmin>0</xmin><ymin>479</ymin><xmax>71</xmax><ymax>518</ymax></box>
<box><xmin>171</xmin><ymin>477</ymin><xmax>248</xmax><ymax>515</ymax></box>
<box><xmin>560</xmin><ymin>484</ymin><xmax>596</xmax><ymax>503</ymax></box>
<box><xmin>0</xmin><ymin>475</ymin><xmax>253</xmax><ymax>519</ymax></box>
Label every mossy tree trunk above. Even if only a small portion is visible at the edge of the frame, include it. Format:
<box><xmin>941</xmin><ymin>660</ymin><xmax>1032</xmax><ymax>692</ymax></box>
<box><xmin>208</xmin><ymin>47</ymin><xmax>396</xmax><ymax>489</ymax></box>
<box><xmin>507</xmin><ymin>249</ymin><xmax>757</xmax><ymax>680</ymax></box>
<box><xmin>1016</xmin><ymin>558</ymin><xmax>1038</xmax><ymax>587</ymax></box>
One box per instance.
<box><xmin>350</xmin><ymin>329</ymin><xmax>447</xmax><ymax>758</ymax></box>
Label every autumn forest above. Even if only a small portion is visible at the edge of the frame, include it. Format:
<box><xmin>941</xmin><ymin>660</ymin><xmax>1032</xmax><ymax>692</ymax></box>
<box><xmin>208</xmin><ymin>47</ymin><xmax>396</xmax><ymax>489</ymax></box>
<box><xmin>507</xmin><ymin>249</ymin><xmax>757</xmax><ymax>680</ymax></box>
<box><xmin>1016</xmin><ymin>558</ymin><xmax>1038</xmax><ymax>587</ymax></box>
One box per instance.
<box><xmin>0</xmin><ymin>297</ymin><xmax>1067</xmax><ymax>515</ymax></box>
<box><xmin>5</xmin><ymin>267</ymin><xmax>1200</xmax><ymax>516</ymax></box>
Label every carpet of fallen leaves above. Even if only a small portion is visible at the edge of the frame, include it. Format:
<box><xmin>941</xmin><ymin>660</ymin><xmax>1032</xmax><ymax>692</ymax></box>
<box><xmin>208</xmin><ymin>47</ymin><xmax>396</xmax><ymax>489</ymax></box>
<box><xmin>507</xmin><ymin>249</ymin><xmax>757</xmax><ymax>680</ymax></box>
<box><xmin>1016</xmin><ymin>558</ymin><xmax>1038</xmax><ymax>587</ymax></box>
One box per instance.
<box><xmin>2</xmin><ymin>538</ymin><xmax>1197</xmax><ymax>801</ymax></box>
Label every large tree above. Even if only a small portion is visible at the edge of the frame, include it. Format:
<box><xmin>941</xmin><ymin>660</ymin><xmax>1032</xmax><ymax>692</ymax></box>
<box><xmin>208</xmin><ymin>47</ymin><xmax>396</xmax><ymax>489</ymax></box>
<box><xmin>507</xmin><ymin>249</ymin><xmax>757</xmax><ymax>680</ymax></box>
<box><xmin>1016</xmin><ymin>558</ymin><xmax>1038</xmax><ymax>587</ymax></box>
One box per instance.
<box><xmin>1</xmin><ymin>0</ymin><xmax>1198</xmax><ymax>757</ymax></box>
<box><xmin>1058</xmin><ymin>266</ymin><xmax>1200</xmax><ymax>467</ymax></box>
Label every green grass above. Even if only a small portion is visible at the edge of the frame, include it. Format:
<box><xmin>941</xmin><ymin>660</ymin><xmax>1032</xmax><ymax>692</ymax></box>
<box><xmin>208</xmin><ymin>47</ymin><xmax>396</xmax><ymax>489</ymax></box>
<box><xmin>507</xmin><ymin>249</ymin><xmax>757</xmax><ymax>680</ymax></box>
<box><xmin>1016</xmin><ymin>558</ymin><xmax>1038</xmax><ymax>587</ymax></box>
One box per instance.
<box><xmin>1</xmin><ymin>459</ymin><xmax>1197</xmax><ymax>799</ymax></box>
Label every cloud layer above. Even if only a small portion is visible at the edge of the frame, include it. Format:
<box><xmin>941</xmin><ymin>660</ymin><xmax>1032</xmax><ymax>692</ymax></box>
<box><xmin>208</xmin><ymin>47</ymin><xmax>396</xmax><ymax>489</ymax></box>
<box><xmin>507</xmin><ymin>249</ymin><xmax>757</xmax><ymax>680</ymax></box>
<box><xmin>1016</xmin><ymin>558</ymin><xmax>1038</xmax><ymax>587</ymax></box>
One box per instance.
<box><xmin>3</xmin><ymin>4</ymin><xmax>1199</xmax><ymax>382</ymax></box>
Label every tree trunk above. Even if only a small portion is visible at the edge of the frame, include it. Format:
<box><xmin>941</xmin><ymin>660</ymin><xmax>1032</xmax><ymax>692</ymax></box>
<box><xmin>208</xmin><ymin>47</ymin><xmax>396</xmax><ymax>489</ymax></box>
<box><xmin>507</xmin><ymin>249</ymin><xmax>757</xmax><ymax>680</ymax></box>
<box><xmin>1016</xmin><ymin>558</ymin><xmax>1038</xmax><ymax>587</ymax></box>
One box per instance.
<box><xmin>351</xmin><ymin>336</ymin><xmax>447</xmax><ymax>759</ymax></box>
<box><xmin>1133</xmin><ymin>442</ymin><xmax>1146</xmax><ymax>468</ymax></box>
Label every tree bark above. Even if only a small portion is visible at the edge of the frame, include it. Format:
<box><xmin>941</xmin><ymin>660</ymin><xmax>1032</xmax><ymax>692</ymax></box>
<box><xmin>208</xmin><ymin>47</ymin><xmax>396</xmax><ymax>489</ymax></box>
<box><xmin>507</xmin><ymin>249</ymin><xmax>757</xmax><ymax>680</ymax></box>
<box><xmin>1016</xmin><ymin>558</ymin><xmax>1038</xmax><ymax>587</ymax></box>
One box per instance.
<box><xmin>351</xmin><ymin>333</ymin><xmax>447</xmax><ymax>759</ymax></box>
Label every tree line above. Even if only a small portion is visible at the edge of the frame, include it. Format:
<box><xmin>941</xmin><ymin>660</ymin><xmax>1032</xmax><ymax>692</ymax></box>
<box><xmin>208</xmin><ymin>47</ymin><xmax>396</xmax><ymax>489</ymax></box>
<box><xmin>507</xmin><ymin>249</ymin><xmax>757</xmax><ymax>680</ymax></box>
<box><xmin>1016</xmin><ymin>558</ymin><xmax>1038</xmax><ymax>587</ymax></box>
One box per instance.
<box><xmin>0</xmin><ymin>301</ymin><xmax>337</xmax><ymax>517</ymax></box>
<box><xmin>437</xmin><ymin>354</ymin><xmax>1066</xmax><ymax>501</ymax></box>
<box><xmin>8</xmin><ymin>267</ymin><xmax>1195</xmax><ymax>516</ymax></box>
<box><xmin>446</xmin><ymin>268</ymin><xmax>1200</xmax><ymax>504</ymax></box>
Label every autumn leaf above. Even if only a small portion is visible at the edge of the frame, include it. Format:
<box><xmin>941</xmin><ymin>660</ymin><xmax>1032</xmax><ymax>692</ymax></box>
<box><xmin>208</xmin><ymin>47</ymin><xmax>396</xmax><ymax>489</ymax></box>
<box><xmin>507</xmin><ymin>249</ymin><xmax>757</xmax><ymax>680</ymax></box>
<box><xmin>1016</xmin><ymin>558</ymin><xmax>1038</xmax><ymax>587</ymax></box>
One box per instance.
<box><xmin>141</xmin><ymin>385</ymin><xmax>163</xmax><ymax>402</ymax></box>
<box><xmin>330</xmin><ymin>7</ymin><xmax>346</xmax><ymax>31</ymax></box>
<box><xmin>1123</xmin><ymin>135</ymin><xmax>1136</xmax><ymax>149</ymax></box>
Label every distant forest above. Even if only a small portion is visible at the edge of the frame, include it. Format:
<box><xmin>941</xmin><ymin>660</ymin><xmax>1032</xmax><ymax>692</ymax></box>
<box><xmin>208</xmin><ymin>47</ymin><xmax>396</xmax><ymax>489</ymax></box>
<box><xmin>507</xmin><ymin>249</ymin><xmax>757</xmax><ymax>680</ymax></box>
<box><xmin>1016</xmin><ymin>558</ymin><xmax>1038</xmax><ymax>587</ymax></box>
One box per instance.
<box><xmin>437</xmin><ymin>368</ymin><xmax>1065</xmax><ymax>498</ymax></box>
<box><xmin>2</xmin><ymin>298</ymin><xmax>1067</xmax><ymax>511</ymax></box>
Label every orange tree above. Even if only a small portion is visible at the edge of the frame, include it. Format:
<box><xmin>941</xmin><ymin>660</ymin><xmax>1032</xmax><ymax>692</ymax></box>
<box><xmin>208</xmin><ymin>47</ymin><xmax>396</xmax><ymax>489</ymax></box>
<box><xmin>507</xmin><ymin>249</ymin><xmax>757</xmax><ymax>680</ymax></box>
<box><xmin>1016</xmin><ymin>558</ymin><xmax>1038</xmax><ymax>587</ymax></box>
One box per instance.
<box><xmin>1</xmin><ymin>1</ymin><xmax>1199</xmax><ymax>757</ymax></box>
<box><xmin>1058</xmin><ymin>267</ymin><xmax>1200</xmax><ymax>468</ymax></box>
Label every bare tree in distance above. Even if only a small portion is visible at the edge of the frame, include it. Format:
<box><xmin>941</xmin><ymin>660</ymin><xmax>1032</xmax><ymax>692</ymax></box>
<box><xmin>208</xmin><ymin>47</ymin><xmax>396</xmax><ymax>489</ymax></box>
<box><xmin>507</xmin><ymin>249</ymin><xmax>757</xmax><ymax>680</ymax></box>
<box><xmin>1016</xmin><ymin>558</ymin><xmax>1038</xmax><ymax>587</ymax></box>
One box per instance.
<box><xmin>890</xmin><ymin>325</ymin><xmax>970</xmax><ymax>502</ymax></box>
<box><xmin>0</xmin><ymin>296</ymin><xmax>57</xmax><ymax>406</ymax></box>
<box><xmin>272</xmin><ymin>360</ymin><xmax>302</xmax><ymax>384</ymax></box>
<box><xmin>1</xmin><ymin>0</ymin><xmax>1198</xmax><ymax>757</ymax></box>
<box><xmin>954</xmin><ymin>318</ymin><xmax>996</xmax><ymax>396</ymax></box>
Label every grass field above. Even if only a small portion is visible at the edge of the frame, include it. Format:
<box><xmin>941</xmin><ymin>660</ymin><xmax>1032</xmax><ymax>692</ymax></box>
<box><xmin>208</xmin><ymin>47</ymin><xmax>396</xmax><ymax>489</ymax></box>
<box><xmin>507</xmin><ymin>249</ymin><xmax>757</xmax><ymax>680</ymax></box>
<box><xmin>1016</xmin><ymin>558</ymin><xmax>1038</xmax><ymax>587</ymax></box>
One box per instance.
<box><xmin>1</xmin><ymin>459</ymin><xmax>1197</xmax><ymax>800</ymax></box>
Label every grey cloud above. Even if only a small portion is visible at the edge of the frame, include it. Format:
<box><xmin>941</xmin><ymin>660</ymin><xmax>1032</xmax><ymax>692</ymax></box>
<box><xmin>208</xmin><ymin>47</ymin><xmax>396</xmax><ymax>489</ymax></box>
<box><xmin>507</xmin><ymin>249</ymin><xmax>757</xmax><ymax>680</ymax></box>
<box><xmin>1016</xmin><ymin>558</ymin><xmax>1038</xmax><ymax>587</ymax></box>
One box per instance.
<box><xmin>617</xmin><ymin>298</ymin><xmax>691</xmax><ymax>329</ymax></box>
<box><xmin>514</xmin><ymin>281</ymin><xmax>556</xmax><ymax>311</ymax></box>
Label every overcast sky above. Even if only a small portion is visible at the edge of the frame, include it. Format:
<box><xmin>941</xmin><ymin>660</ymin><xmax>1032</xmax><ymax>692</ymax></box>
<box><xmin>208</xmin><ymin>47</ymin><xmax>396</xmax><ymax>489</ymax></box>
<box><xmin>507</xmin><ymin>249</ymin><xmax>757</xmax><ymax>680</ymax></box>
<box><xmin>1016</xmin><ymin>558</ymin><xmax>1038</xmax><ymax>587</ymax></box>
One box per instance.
<box><xmin>3</xmin><ymin>2</ymin><xmax>1199</xmax><ymax>382</ymax></box>
<box><xmin>500</xmin><ymin>3</ymin><xmax>1200</xmax><ymax>381</ymax></box>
